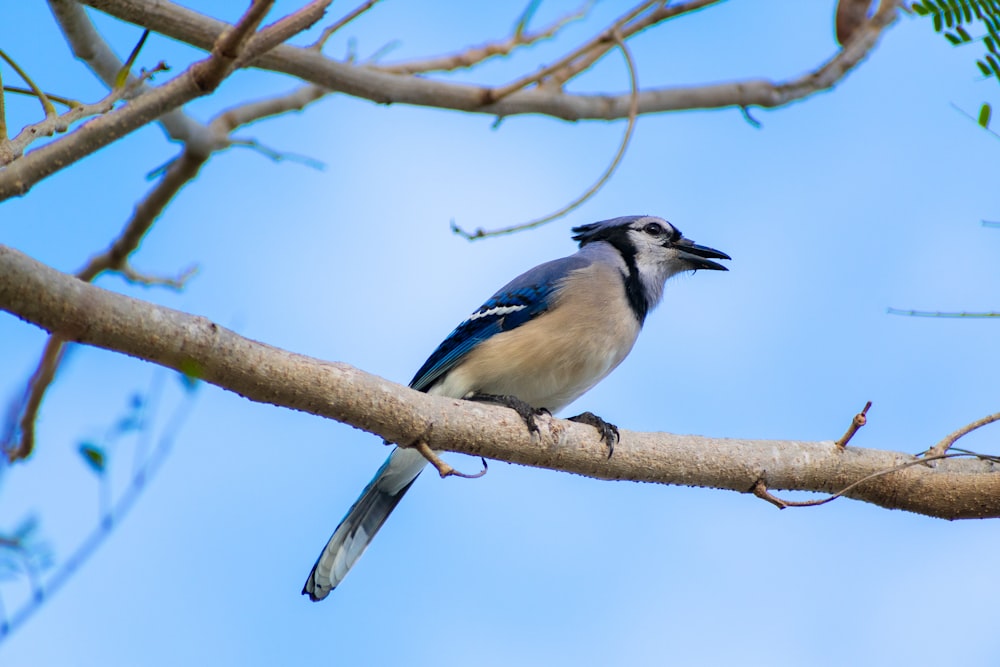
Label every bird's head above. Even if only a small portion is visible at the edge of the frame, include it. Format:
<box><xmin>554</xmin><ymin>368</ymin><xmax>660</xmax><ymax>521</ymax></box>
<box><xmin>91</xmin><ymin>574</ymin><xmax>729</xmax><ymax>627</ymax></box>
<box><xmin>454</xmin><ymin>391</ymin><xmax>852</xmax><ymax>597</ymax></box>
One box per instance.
<box><xmin>571</xmin><ymin>215</ymin><xmax>730</xmax><ymax>321</ymax></box>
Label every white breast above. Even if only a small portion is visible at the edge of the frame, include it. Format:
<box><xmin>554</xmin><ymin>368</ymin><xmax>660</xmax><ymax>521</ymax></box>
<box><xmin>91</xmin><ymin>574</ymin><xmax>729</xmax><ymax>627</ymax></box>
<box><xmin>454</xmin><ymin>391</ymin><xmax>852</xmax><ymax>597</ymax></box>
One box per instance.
<box><xmin>431</xmin><ymin>262</ymin><xmax>641</xmax><ymax>412</ymax></box>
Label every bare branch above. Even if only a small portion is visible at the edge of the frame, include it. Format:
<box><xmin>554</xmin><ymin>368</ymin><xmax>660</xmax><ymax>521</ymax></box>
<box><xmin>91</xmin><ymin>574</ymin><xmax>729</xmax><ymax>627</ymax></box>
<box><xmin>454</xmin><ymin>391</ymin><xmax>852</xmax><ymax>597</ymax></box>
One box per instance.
<box><xmin>886</xmin><ymin>308</ymin><xmax>1000</xmax><ymax>318</ymax></box>
<box><xmin>835</xmin><ymin>401</ymin><xmax>872</xmax><ymax>449</ymax></box>
<box><xmin>925</xmin><ymin>411</ymin><xmax>1000</xmax><ymax>459</ymax></box>
<box><xmin>543</xmin><ymin>0</ymin><xmax>721</xmax><ymax>88</ymax></box>
<box><xmin>2</xmin><ymin>337</ymin><xmax>67</xmax><ymax>461</ymax></box>
<box><xmin>454</xmin><ymin>31</ymin><xmax>640</xmax><ymax>239</ymax></box>
<box><xmin>209</xmin><ymin>83</ymin><xmax>327</xmax><ymax>133</ymax></box>
<box><xmin>410</xmin><ymin>440</ymin><xmax>489</xmax><ymax>479</ymax></box>
<box><xmin>4</xmin><ymin>70</ymin><xmax>330</xmax><ymax>461</ymax></box>
<box><xmin>81</xmin><ymin>0</ymin><xmax>900</xmax><ymax>121</ymax></box>
<box><xmin>310</xmin><ymin>0</ymin><xmax>382</xmax><ymax>51</ymax></box>
<box><xmin>0</xmin><ymin>1</ymin><xmax>272</xmax><ymax>201</ymax></box>
<box><xmin>240</xmin><ymin>0</ymin><xmax>333</xmax><ymax>64</ymax></box>
<box><xmin>0</xmin><ymin>49</ymin><xmax>56</xmax><ymax>119</ymax></box>
<box><xmin>0</xmin><ymin>71</ymin><xmax>10</xmax><ymax>164</ymax></box>
<box><xmin>379</xmin><ymin>1</ymin><xmax>592</xmax><ymax>75</ymax></box>
<box><xmin>46</xmin><ymin>0</ymin><xmax>212</xmax><ymax>149</ymax></box>
<box><xmin>2</xmin><ymin>244</ymin><xmax>999</xmax><ymax>520</ymax></box>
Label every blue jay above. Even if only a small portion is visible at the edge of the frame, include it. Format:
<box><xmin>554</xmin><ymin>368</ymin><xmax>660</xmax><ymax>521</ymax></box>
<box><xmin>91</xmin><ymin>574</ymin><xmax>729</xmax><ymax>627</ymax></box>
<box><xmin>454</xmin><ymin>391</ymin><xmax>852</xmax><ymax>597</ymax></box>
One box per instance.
<box><xmin>303</xmin><ymin>215</ymin><xmax>728</xmax><ymax>600</ymax></box>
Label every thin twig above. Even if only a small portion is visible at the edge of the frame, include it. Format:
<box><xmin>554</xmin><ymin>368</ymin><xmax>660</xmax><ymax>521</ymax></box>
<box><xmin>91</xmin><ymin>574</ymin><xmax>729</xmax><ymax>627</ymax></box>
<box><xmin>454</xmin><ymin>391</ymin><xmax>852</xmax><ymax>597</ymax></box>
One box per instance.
<box><xmin>886</xmin><ymin>308</ymin><xmax>1000</xmax><ymax>318</ymax></box>
<box><xmin>0</xmin><ymin>371</ymin><xmax>197</xmax><ymax>644</ymax></box>
<box><xmin>378</xmin><ymin>0</ymin><xmax>593</xmax><ymax>75</ymax></box>
<box><xmin>412</xmin><ymin>440</ymin><xmax>488</xmax><ymax>479</ymax></box>
<box><xmin>751</xmin><ymin>449</ymin><xmax>975</xmax><ymax>510</ymax></box>
<box><xmin>310</xmin><ymin>0</ymin><xmax>382</xmax><ymax>50</ymax></box>
<box><xmin>2</xmin><ymin>338</ymin><xmax>67</xmax><ymax>461</ymax></box>
<box><xmin>5</xmin><ymin>61</ymin><xmax>331</xmax><ymax>462</ymax></box>
<box><xmin>0</xmin><ymin>69</ymin><xmax>9</xmax><ymax>164</ymax></box>
<box><xmin>453</xmin><ymin>31</ymin><xmax>640</xmax><ymax>240</ymax></box>
<box><xmin>835</xmin><ymin>401</ymin><xmax>872</xmax><ymax>449</ymax></box>
<box><xmin>2</xmin><ymin>86</ymin><xmax>80</xmax><ymax>108</ymax></box>
<box><xmin>119</xmin><ymin>263</ymin><xmax>199</xmax><ymax>290</ymax></box>
<box><xmin>924</xmin><ymin>411</ymin><xmax>1000</xmax><ymax>459</ymax></box>
<box><xmin>0</xmin><ymin>49</ymin><xmax>56</xmax><ymax>118</ymax></box>
<box><xmin>545</xmin><ymin>0</ymin><xmax>723</xmax><ymax>89</ymax></box>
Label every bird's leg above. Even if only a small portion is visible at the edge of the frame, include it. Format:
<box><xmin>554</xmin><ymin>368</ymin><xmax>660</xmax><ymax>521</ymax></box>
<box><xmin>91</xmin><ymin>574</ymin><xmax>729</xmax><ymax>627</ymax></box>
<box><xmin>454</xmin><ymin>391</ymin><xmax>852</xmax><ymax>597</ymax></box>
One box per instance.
<box><xmin>467</xmin><ymin>392</ymin><xmax>549</xmax><ymax>434</ymax></box>
<box><xmin>567</xmin><ymin>412</ymin><xmax>620</xmax><ymax>458</ymax></box>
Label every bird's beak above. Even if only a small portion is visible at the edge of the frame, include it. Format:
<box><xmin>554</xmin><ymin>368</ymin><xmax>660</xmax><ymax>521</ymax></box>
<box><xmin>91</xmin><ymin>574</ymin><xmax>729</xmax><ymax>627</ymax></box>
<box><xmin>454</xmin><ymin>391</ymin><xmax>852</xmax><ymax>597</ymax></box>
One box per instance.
<box><xmin>675</xmin><ymin>237</ymin><xmax>730</xmax><ymax>271</ymax></box>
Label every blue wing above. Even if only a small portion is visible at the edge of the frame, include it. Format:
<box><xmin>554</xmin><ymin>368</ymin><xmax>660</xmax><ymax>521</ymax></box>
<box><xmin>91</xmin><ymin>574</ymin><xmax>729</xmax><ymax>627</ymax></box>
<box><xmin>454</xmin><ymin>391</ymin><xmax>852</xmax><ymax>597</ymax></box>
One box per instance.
<box><xmin>408</xmin><ymin>254</ymin><xmax>590</xmax><ymax>392</ymax></box>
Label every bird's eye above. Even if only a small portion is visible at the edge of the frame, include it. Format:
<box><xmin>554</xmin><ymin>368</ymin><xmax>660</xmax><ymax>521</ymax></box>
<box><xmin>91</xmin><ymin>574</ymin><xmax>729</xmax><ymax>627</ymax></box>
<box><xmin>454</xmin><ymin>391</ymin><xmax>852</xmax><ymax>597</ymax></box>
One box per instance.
<box><xmin>643</xmin><ymin>222</ymin><xmax>665</xmax><ymax>236</ymax></box>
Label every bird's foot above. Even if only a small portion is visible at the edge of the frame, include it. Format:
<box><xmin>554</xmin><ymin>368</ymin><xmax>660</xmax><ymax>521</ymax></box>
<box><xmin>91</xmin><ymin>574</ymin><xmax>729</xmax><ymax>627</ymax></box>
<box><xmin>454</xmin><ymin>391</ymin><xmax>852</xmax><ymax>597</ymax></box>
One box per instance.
<box><xmin>468</xmin><ymin>393</ymin><xmax>548</xmax><ymax>434</ymax></box>
<box><xmin>567</xmin><ymin>411</ymin><xmax>619</xmax><ymax>458</ymax></box>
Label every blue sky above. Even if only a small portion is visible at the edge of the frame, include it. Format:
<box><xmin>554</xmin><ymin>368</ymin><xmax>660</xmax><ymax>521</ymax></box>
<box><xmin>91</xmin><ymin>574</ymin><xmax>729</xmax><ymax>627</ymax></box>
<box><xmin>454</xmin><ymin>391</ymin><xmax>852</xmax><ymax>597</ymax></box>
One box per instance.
<box><xmin>2</xmin><ymin>2</ymin><xmax>999</xmax><ymax>666</ymax></box>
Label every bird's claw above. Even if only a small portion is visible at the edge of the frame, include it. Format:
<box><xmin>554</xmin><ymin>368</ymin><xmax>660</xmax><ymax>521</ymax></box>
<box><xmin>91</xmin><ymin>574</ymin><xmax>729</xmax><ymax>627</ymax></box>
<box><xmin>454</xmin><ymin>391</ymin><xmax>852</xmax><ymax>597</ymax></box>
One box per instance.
<box><xmin>567</xmin><ymin>411</ymin><xmax>619</xmax><ymax>458</ymax></box>
<box><xmin>468</xmin><ymin>393</ymin><xmax>547</xmax><ymax>434</ymax></box>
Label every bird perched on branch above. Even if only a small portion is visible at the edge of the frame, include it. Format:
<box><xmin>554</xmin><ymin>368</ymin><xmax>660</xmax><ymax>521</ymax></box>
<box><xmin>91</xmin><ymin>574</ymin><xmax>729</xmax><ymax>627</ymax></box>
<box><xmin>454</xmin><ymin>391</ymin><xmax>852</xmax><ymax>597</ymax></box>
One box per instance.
<box><xmin>303</xmin><ymin>214</ymin><xmax>729</xmax><ymax>600</ymax></box>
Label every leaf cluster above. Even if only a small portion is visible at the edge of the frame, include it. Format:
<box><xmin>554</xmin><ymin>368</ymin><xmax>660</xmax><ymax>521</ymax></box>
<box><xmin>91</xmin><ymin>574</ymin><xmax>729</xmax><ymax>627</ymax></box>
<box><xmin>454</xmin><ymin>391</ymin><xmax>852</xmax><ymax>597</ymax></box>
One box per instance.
<box><xmin>913</xmin><ymin>1</ymin><xmax>1000</xmax><ymax>83</ymax></box>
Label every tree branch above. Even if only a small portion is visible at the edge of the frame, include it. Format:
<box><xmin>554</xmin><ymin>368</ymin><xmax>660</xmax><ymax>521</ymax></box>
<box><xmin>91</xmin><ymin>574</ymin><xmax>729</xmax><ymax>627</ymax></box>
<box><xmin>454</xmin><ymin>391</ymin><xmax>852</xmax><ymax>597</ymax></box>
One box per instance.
<box><xmin>46</xmin><ymin>0</ymin><xmax>214</xmax><ymax>150</ymax></box>
<box><xmin>2</xmin><ymin>243</ymin><xmax>998</xmax><ymax>520</ymax></box>
<box><xmin>0</xmin><ymin>1</ymin><xmax>271</xmax><ymax>201</ymax></box>
<box><xmin>81</xmin><ymin>0</ymin><xmax>900</xmax><ymax>121</ymax></box>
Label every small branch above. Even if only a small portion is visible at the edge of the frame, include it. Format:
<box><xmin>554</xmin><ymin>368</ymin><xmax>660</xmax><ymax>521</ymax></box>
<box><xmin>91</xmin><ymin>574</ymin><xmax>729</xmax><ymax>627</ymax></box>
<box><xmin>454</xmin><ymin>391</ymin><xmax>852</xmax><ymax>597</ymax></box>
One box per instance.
<box><xmin>835</xmin><ymin>401</ymin><xmax>872</xmax><ymax>449</ymax></box>
<box><xmin>924</xmin><ymin>411</ymin><xmax>1000</xmax><ymax>459</ymax></box>
<box><xmin>378</xmin><ymin>0</ymin><xmax>592</xmax><ymax>75</ymax></box>
<box><xmin>751</xmin><ymin>450</ymin><xmax>973</xmax><ymax>510</ymax></box>
<box><xmin>886</xmin><ymin>308</ymin><xmax>1000</xmax><ymax>318</ymax></box>
<box><xmin>47</xmin><ymin>0</ymin><xmax>212</xmax><ymax>149</ymax></box>
<box><xmin>228</xmin><ymin>138</ymin><xmax>325</xmax><ymax>170</ymax></box>
<box><xmin>2</xmin><ymin>338</ymin><xmax>67</xmax><ymax>462</ymax></box>
<box><xmin>486</xmin><ymin>1</ymin><xmax>657</xmax><ymax>102</ymax></box>
<box><xmin>240</xmin><ymin>0</ymin><xmax>332</xmax><ymax>65</ymax></box>
<box><xmin>310</xmin><ymin>0</ymin><xmax>382</xmax><ymax>51</ymax></box>
<box><xmin>411</xmin><ymin>440</ymin><xmax>488</xmax><ymax>479</ymax></box>
<box><xmin>0</xmin><ymin>2</ymin><xmax>270</xmax><ymax>200</ymax></box>
<box><xmin>751</xmin><ymin>480</ymin><xmax>790</xmax><ymax>510</ymax></box>
<box><xmin>0</xmin><ymin>372</ymin><xmax>196</xmax><ymax>645</ymax></box>
<box><xmin>209</xmin><ymin>83</ymin><xmax>327</xmax><ymax>133</ymax></box>
<box><xmin>5</xmin><ymin>65</ymin><xmax>331</xmax><ymax>461</ymax></box>
<box><xmin>0</xmin><ymin>69</ymin><xmax>9</xmax><ymax>164</ymax></box>
<box><xmin>2</xmin><ymin>86</ymin><xmax>80</xmax><ymax>109</ymax></box>
<box><xmin>0</xmin><ymin>49</ymin><xmax>56</xmax><ymax>118</ymax></box>
<box><xmin>118</xmin><ymin>263</ymin><xmax>199</xmax><ymax>290</ymax></box>
<box><xmin>453</xmin><ymin>32</ymin><xmax>640</xmax><ymax>240</ymax></box>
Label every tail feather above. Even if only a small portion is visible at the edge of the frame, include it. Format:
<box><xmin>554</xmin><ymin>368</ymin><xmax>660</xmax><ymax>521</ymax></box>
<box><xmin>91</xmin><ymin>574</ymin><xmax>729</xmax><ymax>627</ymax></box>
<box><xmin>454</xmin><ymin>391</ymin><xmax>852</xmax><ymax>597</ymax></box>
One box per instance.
<box><xmin>302</xmin><ymin>447</ymin><xmax>426</xmax><ymax>601</ymax></box>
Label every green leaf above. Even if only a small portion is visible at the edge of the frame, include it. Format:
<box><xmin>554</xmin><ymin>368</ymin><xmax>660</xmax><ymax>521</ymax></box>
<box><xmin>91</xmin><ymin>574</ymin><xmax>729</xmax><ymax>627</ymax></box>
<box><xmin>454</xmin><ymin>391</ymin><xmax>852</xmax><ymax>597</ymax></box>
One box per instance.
<box><xmin>79</xmin><ymin>442</ymin><xmax>107</xmax><ymax>475</ymax></box>
<box><xmin>959</xmin><ymin>0</ymin><xmax>973</xmax><ymax>22</ymax></box>
<box><xmin>987</xmin><ymin>53</ymin><xmax>1000</xmax><ymax>79</ymax></box>
<box><xmin>912</xmin><ymin>2</ymin><xmax>930</xmax><ymax>15</ymax></box>
<box><xmin>977</xmin><ymin>58</ymin><xmax>992</xmax><ymax>76</ymax></box>
<box><xmin>945</xmin><ymin>31</ymin><xmax>963</xmax><ymax>44</ymax></box>
<box><xmin>978</xmin><ymin>102</ymin><xmax>992</xmax><ymax>127</ymax></box>
<box><xmin>955</xmin><ymin>24</ymin><xmax>972</xmax><ymax>41</ymax></box>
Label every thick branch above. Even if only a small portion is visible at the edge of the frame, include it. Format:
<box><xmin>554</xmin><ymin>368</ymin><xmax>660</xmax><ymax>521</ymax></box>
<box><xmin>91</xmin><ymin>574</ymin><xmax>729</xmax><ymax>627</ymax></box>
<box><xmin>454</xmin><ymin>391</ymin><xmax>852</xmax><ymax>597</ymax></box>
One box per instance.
<box><xmin>1</xmin><ymin>244</ymin><xmax>997</xmax><ymax>520</ymax></box>
<box><xmin>81</xmin><ymin>0</ymin><xmax>899</xmax><ymax>121</ymax></box>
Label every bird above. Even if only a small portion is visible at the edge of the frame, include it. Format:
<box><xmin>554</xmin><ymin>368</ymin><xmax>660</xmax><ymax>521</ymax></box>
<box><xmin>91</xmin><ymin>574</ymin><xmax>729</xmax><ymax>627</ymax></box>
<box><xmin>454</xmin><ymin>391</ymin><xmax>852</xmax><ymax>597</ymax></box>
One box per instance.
<box><xmin>302</xmin><ymin>214</ymin><xmax>729</xmax><ymax>601</ymax></box>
